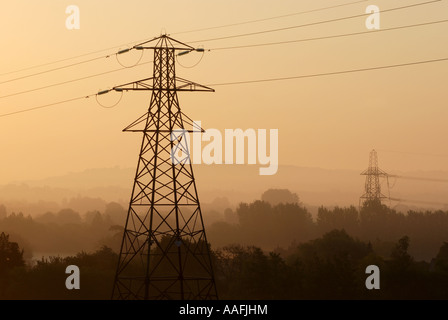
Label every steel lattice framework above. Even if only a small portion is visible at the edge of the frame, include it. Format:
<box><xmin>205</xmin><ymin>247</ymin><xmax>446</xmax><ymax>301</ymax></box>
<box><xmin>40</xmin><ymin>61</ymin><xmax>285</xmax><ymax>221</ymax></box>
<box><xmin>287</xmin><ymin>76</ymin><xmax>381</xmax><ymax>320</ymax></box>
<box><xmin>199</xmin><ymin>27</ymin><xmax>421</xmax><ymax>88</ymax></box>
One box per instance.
<box><xmin>359</xmin><ymin>149</ymin><xmax>389</xmax><ymax>208</ymax></box>
<box><xmin>111</xmin><ymin>35</ymin><xmax>218</xmax><ymax>300</ymax></box>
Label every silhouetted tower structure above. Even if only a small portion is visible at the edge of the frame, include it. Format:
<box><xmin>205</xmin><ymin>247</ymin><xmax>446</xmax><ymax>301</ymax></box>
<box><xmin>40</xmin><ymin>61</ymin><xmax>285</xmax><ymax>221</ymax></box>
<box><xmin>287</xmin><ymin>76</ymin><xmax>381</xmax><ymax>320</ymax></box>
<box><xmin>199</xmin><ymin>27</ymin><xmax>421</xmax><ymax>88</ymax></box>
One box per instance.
<box><xmin>359</xmin><ymin>149</ymin><xmax>389</xmax><ymax>208</ymax></box>
<box><xmin>111</xmin><ymin>35</ymin><xmax>218</xmax><ymax>300</ymax></box>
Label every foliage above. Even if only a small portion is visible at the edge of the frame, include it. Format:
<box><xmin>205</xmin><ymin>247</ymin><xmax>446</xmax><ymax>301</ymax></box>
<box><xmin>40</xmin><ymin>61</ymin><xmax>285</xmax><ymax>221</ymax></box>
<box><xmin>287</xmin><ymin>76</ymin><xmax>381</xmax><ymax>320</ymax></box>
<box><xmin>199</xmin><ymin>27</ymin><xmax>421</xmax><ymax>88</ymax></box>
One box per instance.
<box><xmin>1</xmin><ymin>194</ymin><xmax>448</xmax><ymax>299</ymax></box>
<box><xmin>0</xmin><ymin>231</ymin><xmax>446</xmax><ymax>299</ymax></box>
<box><xmin>261</xmin><ymin>189</ymin><xmax>300</xmax><ymax>206</ymax></box>
<box><xmin>0</xmin><ymin>232</ymin><xmax>25</xmax><ymax>274</ymax></box>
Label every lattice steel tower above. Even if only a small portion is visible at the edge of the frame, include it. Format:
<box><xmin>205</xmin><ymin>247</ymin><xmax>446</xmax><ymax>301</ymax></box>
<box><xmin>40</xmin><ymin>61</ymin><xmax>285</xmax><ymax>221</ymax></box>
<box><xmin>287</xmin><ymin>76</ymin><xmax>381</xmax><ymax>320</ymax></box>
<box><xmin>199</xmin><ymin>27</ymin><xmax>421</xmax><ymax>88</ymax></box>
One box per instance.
<box><xmin>359</xmin><ymin>149</ymin><xmax>389</xmax><ymax>208</ymax></box>
<box><xmin>111</xmin><ymin>35</ymin><xmax>218</xmax><ymax>300</ymax></box>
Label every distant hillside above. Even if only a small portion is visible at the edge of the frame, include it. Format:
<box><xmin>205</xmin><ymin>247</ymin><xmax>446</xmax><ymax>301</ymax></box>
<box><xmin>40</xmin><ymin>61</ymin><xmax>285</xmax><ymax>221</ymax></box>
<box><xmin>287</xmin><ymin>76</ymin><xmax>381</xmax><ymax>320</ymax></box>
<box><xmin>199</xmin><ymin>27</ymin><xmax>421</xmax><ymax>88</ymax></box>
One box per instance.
<box><xmin>1</xmin><ymin>164</ymin><xmax>447</xmax><ymax>217</ymax></box>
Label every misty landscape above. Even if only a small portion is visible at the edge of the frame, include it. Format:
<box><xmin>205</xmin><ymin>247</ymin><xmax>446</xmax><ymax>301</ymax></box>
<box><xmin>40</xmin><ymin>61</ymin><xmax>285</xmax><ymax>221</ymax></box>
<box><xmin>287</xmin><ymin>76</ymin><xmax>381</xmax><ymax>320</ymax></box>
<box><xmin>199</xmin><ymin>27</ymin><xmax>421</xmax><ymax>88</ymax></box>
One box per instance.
<box><xmin>1</xmin><ymin>165</ymin><xmax>448</xmax><ymax>299</ymax></box>
<box><xmin>1</xmin><ymin>0</ymin><xmax>448</xmax><ymax>303</ymax></box>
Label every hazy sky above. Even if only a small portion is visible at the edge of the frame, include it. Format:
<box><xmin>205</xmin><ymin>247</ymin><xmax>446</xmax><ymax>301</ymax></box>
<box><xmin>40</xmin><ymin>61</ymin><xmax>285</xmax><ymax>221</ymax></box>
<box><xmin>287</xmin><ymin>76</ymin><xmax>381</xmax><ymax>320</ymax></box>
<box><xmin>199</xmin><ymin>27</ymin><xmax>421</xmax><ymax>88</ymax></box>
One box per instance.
<box><xmin>1</xmin><ymin>0</ymin><xmax>447</xmax><ymax>184</ymax></box>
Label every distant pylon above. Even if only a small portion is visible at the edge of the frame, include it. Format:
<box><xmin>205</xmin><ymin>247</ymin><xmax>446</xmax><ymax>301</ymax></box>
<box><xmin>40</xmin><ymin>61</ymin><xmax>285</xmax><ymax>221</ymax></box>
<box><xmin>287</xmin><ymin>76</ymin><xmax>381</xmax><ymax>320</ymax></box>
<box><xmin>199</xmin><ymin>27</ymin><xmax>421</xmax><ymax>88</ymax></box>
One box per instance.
<box><xmin>111</xmin><ymin>35</ymin><xmax>218</xmax><ymax>300</ymax></box>
<box><xmin>359</xmin><ymin>149</ymin><xmax>389</xmax><ymax>208</ymax></box>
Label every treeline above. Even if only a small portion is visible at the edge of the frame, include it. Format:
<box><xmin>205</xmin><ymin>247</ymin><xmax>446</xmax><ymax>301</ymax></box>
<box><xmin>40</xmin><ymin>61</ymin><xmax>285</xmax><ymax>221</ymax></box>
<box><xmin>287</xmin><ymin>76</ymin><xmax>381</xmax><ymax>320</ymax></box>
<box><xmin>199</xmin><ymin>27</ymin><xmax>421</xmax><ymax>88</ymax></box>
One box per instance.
<box><xmin>4</xmin><ymin>188</ymin><xmax>448</xmax><ymax>263</ymax></box>
<box><xmin>1</xmin><ymin>229</ymin><xmax>448</xmax><ymax>299</ymax></box>
<box><xmin>209</xmin><ymin>197</ymin><xmax>448</xmax><ymax>261</ymax></box>
<box><xmin>216</xmin><ymin>230</ymin><xmax>448</xmax><ymax>299</ymax></box>
<box><xmin>2</xmin><ymin>188</ymin><xmax>448</xmax><ymax>299</ymax></box>
<box><xmin>2</xmin><ymin>194</ymin><xmax>448</xmax><ymax>262</ymax></box>
<box><xmin>0</xmin><ymin>202</ymin><xmax>126</xmax><ymax>260</ymax></box>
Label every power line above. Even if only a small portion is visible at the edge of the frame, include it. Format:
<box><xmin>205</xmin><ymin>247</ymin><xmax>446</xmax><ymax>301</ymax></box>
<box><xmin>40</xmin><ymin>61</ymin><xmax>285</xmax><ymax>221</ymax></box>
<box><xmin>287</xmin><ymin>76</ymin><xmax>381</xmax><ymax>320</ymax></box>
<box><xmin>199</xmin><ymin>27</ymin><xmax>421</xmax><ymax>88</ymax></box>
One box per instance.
<box><xmin>0</xmin><ymin>95</ymin><xmax>95</xmax><ymax>118</ymax></box>
<box><xmin>209</xmin><ymin>19</ymin><xmax>448</xmax><ymax>51</ymax></box>
<box><xmin>189</xmin><ymin>0</ymin><xmax>442</xmax><ymax>43</ymax></box>
<box><xmin>3</xmin><ymin>17</ymin><xmax>446</xmax><ymax>100</ymax></box>
<box><xmin>1</xmin><ymin>56</ymin><xmax>447</xmax><ymax>119</ymax></box>
<box><xmin>0</xmin><ymin>60</ymin><xmax>152</xmax><ymax>100</ymax></box>
<box><xmin>0</xmin><ymin>55</ymin><xmax>111</xmax><ymax>86</ymax></box>
<box><xmin>0</xmin><ymin>44</ymin><xmax>146</xmax><ymax>78</ymax></box>
<box><xmin>0</xmin><ymin>47</ymin><xmax>150</xmax><ymax>86</ymax></box>
<box><xmin>174</xmin><ymin>0</ymin><xmax>369</xmax><ymax>35</ymax></box>
<box><xmin>390</xmin><ymin>197</ymin><xmax>448</xmax><ymax>206</ymax></box>
<box><xmin>3</xmin><ymin>16</ymin><xmax>447</xmax><ymax>101</ymax></box>
<box><xmin>390</xmin><ymin>175</ymin><xmax>448</xmax><ymax>183</ymax></box>
<box><xmin>0</xmin><ymin>0</ymin><xmax>441</xmax><ymax>83</ymax></box>
<box><xmin>0</xmin><ymin>0</ymin><xmax>368</xmax><ymax>78</ymax></box>
<box><xmin>207</xmin><ymin>57</ymin><xmax>448</xmax><ymax>87</ymax></box>
<box><xmin>0</xmin><ymin>50</ymin><xmax>108</xmax><ymax>77</ymax></box>
<box><xmin>377</xmin><ymin>149</ymin><xmax>448</xmax><ymax>158</ymax></box>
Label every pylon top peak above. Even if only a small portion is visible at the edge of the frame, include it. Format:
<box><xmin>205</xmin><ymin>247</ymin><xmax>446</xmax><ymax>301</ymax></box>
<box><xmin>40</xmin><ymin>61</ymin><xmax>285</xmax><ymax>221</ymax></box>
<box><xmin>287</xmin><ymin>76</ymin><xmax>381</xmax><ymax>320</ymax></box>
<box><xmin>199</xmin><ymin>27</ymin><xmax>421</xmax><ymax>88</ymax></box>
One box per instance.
<box><xmin>361</xmin><ymin>149</ymin><xmax>387</xmax><ymax>176</ymax></box>
<box><xmin>134</xmin><ymin>34</ymin><xmax>195</xmax><ymax>51</ymax></box>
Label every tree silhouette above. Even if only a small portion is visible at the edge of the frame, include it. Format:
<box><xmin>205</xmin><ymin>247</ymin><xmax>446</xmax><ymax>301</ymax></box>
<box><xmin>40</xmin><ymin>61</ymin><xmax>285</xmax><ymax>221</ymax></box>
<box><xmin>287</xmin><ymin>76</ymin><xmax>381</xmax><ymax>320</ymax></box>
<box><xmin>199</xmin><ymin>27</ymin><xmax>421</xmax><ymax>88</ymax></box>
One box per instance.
<box><xmin>434</xmin><ymin>242</ymin><xmax>448</xmax><ymax>274</ymax></box>
<box><xmin>0</xmin><ymin>231</ymin><xmax>26</xmax><ymax>298</ymax></box>
<box><xmin>288</xmin><ymin>229</ymin><xmax>373</xmax><ymax>299</ymax></box>
<box><xmin>390</xmin><ymin>235</ymin><xmax>413</xmax><ymax>273</ymax></box>
<box><xmin>261</xmin><ymin>189</ymin><xmax>300</xmax><ymax>206</ymax></box>
<box><xmin>235</xmin><ymin>200</ymin><xmax>314</xmax><ymax>249</ymax></box>
<box><xmin>317</xmin><ymin>206</ymin><xmax>359</xmax><ymax>236</ymax></box>
<box><xmin>0</xmin><ymin>232</ymin><xmax>25</xmax><ymax>275</ymax></box>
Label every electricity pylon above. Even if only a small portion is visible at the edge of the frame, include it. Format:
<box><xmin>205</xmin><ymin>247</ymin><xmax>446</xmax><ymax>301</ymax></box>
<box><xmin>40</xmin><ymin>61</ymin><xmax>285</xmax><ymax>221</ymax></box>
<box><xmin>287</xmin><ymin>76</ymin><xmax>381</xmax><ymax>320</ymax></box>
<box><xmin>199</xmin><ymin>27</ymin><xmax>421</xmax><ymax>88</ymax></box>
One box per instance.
<box><xmin>111</xmin><ymin>35</ymin><xmax>218</xmax><ymax>300</ymax></box>
<box><xmin>359</xmin><ymin>149</ymin><xmax>389</xmax><ymax>208</ymax></box>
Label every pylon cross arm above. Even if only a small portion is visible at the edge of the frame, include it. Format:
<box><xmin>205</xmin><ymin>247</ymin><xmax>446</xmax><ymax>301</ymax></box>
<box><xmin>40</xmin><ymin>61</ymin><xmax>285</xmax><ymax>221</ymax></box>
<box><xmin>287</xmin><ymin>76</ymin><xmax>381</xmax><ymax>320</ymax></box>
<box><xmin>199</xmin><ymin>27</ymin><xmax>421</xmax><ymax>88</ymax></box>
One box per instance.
<box><xmin>176</xmin><ymin>77</ymin><xmax>214</xmax><ymax>92</ymax></box>
<box><xmin>112</xmin><ymin>77</ymin><xmax>214</xmax><ymax>93</ymax></box>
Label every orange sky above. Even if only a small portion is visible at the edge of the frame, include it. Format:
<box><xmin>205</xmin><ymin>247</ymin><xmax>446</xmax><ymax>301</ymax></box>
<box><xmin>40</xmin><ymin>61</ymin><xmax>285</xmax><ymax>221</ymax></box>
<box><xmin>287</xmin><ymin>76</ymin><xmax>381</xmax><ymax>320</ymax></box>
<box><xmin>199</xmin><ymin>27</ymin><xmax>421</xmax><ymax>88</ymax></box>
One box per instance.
<box><xmin>0</xmin><ymin>0</ymin><xmax>447</xmax><ymax>184</ymax></box>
